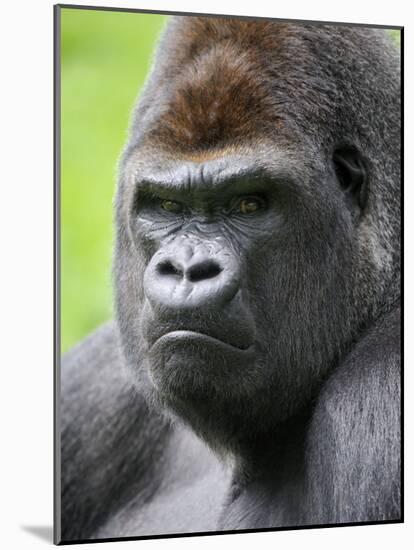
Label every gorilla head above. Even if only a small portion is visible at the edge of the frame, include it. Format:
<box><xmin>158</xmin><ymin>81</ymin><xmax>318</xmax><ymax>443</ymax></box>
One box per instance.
<box><xmin>114</xmin><ymin>18</ymin><xmax>400</xmax><ymax>455</ymax></box>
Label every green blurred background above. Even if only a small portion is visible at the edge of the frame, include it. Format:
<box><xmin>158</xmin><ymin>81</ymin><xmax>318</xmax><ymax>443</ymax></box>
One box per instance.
<box><xmin>60</xmin><ymin>7</ymin><xmax>400</xmax><ymax>353</ymax></box>
<box><xmin>61</xmin><ymin>8</ymin><xmax>167</xmax><ymax>353</ymax></box>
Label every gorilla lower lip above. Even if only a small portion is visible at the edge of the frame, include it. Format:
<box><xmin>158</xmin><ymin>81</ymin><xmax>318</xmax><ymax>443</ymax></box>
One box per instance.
<box><xmin>152</xmin><ymin>330</ymin><xmax>253</xmax><ymax>352</ymax></box>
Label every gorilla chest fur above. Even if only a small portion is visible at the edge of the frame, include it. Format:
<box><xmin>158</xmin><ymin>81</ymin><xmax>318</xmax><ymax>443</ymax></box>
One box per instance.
<box><xmin>93</xmin><ymin>425</ymin><xmax>231</xmax><ymax>538</ymax></box>
<box><xmin>93</xmin><ymin>423</ymin><xmax>305</xmax><ymax>538</ymax></box>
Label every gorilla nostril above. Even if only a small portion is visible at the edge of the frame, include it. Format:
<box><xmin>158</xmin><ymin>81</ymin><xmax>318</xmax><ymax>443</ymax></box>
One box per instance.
<box><xmin>187</xmin><ymin>261</ymin><xmax>222</xmax><ymax>283</ymax></box>
<box><xmin>157</xmin><ymin>260</ymin><xmax>183</xmax><ymax>278</ymax></box>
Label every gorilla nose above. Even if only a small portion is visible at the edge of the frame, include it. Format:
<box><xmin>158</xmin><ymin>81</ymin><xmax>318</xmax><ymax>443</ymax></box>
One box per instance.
<box><xmin>143</xmin><ymin>245</ymin><xmax>240</xmax><ymax>311</ymax></box>
<box><xmin>158</xmin><ymin>258</ymin><xmax>222</xmax><ymax>282</ymax></box>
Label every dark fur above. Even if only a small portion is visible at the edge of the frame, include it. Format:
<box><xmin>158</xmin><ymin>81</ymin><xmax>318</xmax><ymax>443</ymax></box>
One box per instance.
<box><xmin>59</xmin><ymin>17</ymin><xmax>401</xmax><ymax>542</ymax></box>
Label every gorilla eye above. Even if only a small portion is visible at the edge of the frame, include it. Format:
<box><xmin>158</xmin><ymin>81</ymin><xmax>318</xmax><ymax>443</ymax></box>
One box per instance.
<box><xmin>238</xmin><ymin>197</ymin><xmax>265</xmax><ymax>214</ymax></box>
<box><xmin>160</xmin><ymin>199</ymin><xmax>184</xmax><ymax>214</ymax></box>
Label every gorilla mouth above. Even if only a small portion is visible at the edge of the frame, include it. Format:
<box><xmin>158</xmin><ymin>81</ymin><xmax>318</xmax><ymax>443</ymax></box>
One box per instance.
<box><xmin>152</xmin><ymin>330</ymin><xmax>254</xmax><ymax>353</ymax></box>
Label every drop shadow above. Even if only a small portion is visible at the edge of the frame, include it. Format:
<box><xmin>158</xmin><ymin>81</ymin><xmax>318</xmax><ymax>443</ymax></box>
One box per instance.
<box><xmin>21</xmin><ymin>525</ymin><xmax>53</xmax><ymax>543</ymax></box>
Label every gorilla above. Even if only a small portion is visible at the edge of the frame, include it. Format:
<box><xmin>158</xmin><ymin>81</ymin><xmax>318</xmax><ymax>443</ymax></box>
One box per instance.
<box><xmin>58</xmin><ymin>16</ymin><xmax>401</xmax><ymax>542</ymax></box>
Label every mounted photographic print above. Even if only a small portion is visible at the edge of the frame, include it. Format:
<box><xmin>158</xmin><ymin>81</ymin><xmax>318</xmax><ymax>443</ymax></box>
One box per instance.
<box><xmin>54</xmin><ymin>4</ymin><xmax>403</xmax><ymax>544</ymax></box>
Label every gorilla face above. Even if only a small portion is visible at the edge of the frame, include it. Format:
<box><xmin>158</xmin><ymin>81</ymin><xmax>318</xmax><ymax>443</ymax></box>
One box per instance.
<box><xmin>113</xmin><ymin>18</ymin><xmax>395</xmax><ymax>452</ymax></box>
<box><xmin>115</xmin><ymin>142</ymin><xmax>362</xmax><ymax>451</ymax></box>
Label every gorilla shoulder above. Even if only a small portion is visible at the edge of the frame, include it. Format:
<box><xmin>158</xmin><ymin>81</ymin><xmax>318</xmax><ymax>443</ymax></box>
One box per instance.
<box><xmin>60</xmin><ymin>323</ymin><xmax>168</xmax><ymax>540</ymax></box>
<box><xmin>60</xmin><ymin>323</ymin><xmax>229</xmax><ymax>541</ymax></box>
<box><xmin>307</xmin><ymin>307</ymin><xmax>401</xmax><ymax>524</ymax></box>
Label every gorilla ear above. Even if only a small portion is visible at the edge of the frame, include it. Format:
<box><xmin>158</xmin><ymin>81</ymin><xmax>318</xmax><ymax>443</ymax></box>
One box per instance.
<box><xmin>333</xmin><ymin>146</ymin><xmax>368</xmax><ymax>211</ymax></box>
